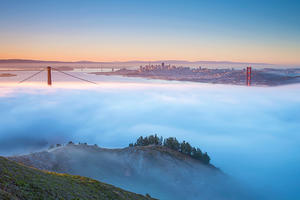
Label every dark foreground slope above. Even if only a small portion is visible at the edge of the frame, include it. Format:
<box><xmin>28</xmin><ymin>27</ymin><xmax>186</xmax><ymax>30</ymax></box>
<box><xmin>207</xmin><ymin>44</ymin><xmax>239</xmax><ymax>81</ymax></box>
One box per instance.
<box><xmin>10</xmin><ymin>144</ymin><xmax>255</xmax><ymax>200</ymax></box>
<box><xmin>0</xmin><ymin>156</ymin><xmax>154</xmax><ymax>200</ymax></box>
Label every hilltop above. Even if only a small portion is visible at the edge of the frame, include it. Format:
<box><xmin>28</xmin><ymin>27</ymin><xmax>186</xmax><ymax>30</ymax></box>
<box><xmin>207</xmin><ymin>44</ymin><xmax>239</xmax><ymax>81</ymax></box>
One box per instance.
<box><xmin>0</xmin><ymin>156</ymin><xmax>154</xmax><ymax>200</ymax></box>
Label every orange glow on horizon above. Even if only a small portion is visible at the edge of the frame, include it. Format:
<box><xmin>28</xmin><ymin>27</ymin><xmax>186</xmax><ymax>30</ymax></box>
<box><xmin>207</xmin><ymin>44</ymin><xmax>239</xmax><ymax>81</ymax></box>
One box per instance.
<box><xmin>1</xmin><ymin>37</ymin><xmax>300</xmax><ymax>66</ymax></box>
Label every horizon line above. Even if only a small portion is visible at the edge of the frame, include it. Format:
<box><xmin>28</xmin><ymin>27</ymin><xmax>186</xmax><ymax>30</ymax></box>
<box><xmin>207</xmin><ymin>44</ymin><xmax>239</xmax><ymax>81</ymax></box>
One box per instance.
<box><xmin>0</xmin><ymin>58</ymin><xmax>274</xmax><ymax>65</ymax></box>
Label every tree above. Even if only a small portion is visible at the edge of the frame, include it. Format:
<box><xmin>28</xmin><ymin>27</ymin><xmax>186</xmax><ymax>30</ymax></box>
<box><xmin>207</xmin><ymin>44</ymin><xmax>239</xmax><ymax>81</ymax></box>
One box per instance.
<box><xmin>134</xmin><ymin>136</ymin><xmax>144</xmax><ymax>146</ymax></box>
<box><xmin>202</xmin><ymin>152</ymin><xmax>211</xmax><ymax>164</ymax></box>
<box><xmin>192</xmin><ymin>148</ymin><xmax>203</xmax><ymax>160</ymax></box>
<box><xmin>180</xmin><ymin>141</ymin><xmax>192</xmax><ymax>155</ymax></box>
<box><xmin>142</xmin><ymin>136</ymin><xmax>149</xmax><ymax>146</ymax></box>
<box><xmin>163</xmin><ymin>137</ymin><xmax>180</xmax><ymax>151</ymax></box>
<box><xmin>148</xmin><ymin>135</ymin><xmax>155</xmax><ymax>145</ymax></box>
<box><xmin>158</xmin><ymin>136</ymin><xmax>163</xmax><ymax>145</ymax></box>
<box><xmin>147</xmin><ymin>134</ymin><xmax>160</xmax><ymax>145</ymax></box>
<box><xmin>191</xmin><ymin>147</ymin><xmax>196</xmax><ymax>156</ymax></box>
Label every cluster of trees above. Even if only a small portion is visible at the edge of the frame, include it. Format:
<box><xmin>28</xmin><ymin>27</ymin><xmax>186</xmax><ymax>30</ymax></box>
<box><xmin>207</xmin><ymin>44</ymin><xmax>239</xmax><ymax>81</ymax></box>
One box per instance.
<box><xmin>130</xmin><ymin>135</ymin><xmax>163</xmax><ymax>147</ymax></box>
<box><xmin>129</xmin><ymin>134</ymin><xmax>211</xmax><ymax>165</ymax></box>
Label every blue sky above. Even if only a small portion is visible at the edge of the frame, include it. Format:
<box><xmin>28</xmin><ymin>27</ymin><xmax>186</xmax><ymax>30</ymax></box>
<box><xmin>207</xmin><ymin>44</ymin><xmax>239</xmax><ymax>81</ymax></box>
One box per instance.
<box><xmin>0</xmin><ymin>0</ymin><xmax>299</xmax><ymax>64</ymax></box>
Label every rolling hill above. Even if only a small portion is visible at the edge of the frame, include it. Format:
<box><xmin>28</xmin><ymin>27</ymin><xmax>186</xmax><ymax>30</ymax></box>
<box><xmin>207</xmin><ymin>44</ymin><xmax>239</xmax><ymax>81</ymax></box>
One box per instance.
<box><xmin>0</xmin><ymin>156</ymin><xmax>154</xmax><ymax>200</ymax></box>
<box><xmin>9</xmin><ymin>143</ymin><xmax>254</xmax><ymax>200</ymax></box>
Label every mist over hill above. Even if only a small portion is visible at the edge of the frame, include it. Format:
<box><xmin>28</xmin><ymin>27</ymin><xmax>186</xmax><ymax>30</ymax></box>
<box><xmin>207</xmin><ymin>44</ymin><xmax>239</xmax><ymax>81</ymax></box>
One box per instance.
<box><xmin>10</xmin><ymin>143</ymin><xmax>255</xmax><ymax>200</ymax></box>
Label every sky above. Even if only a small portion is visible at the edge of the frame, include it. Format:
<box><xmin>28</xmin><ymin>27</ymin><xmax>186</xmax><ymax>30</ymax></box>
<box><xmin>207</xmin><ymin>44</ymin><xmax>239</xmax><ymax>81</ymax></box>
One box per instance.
<box><xmin>0</xmin><ymin>0</ymin><xmax>300</xmax><ymax>65</ymax></box>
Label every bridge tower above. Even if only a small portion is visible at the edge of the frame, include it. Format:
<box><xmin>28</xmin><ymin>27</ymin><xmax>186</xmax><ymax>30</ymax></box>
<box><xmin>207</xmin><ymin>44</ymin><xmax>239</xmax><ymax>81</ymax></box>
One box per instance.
<box><xmin>47</xmin><ymin>66</ymin><xmax>52</xmax><ymax>86</ymax></box>
<box><xmin>246</xmin><ymin>66</ymin><xmax>251</xmax><ymax>86</ymax></box>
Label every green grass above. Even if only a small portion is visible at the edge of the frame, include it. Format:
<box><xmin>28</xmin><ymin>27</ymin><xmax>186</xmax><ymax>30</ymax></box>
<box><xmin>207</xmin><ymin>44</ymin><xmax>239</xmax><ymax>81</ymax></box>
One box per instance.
<box><xmin>0</xmin><ymin>156</ymin><xmax>154</xmax><ymax>200</ymax></box>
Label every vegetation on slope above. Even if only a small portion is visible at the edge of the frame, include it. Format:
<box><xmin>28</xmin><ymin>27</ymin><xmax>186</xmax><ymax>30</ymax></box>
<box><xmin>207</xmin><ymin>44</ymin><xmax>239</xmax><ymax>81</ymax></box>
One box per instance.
<box><xmin>0</xmin><ymin>156</ymin><xmax>154</xmax><ymax>200</ymax></box>
<box><xmin>129</xmin><ymin>134</ymin><xmax>211</xmax><ymax>164</ymax></box>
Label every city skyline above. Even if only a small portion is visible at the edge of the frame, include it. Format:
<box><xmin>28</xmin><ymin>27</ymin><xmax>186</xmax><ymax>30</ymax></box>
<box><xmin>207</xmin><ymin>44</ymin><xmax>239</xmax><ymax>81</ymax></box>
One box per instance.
<box><xmin>1</xmin><ymin>0</ymin><xmax>300</xmax><ymax>66</ymax></box>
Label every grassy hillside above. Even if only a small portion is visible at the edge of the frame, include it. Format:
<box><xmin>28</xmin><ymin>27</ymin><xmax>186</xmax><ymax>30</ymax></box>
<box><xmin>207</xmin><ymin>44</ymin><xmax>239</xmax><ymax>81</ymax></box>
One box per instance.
<box><xmin>0</xmin><ymin>156</ymin><xmax>154</xmax><ymax>200</ymax></box>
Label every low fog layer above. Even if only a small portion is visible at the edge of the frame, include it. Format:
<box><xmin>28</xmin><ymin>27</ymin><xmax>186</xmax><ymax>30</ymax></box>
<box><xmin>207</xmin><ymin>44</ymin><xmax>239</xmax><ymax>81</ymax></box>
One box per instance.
<box><xmin>0</xmin><ymin>78</ymin><xmax>300</xmax><ymax>199</ymax></box>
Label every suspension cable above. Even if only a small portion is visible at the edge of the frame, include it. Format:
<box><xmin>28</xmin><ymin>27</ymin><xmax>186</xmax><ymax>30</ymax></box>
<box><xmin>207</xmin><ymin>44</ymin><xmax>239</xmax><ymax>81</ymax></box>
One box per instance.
<box><xmin>18</xmin><ymin>69</ymin><xmax>45</xmax><ymax>84</ymax></box>
<box><xmin>52</xmin><ymin>67</ymin><xmax>97</xmax><ymax>85</ymax></box>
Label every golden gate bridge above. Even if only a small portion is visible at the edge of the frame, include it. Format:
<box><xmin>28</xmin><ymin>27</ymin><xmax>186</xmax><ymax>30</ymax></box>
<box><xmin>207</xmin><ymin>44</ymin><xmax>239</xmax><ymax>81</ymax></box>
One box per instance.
<box><xmin>18</xmin><ymin>66</ymin><xmax>97</xmax><ymax>86</ymax></box>
<box><xmin>7</xmin><ymin>66</ymin><xmax>252</xmax><ymax>86</ymax></box>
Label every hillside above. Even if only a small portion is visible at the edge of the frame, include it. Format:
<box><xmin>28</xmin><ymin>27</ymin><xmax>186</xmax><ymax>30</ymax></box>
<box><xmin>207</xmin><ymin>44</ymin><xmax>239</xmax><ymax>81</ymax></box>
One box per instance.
<box><xmin>9</xmin><ymin>144</ymin><xmax>253</xmax><ymax>200</ymax></box>
<box><xmin>0</xmin><ymin>156</ymin><xmax>154</xmax><ymax>200</ymax></box>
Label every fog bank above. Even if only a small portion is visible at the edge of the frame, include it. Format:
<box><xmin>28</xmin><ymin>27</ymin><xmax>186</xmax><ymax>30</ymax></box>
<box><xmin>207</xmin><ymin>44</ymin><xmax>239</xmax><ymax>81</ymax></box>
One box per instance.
<box><xmin>0</xmin><ymin>78</ymin><xmax>299</xmax><ymax>199</ymax></box>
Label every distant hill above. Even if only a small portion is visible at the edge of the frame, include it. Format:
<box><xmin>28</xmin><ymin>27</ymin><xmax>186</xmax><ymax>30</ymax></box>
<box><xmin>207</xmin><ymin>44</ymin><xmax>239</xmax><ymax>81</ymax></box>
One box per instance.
<box><xmin>0</xmin><ymin>59</ymin><xmax>106</xmax><ymax>64</ymax></box>
<box><xmin>0</xmin><ymin>156</ymin><xmax>154</xmax><ymax>200</ymax></box>
<box><xmin>0</xmin><ymin>59</ymin><xmax>271</xmax><ymax>66</ymax></box>
<box><xmin>9</xmin><ymin>144</ymin><xmax>254</xmax><ymax>200</ymax></box>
